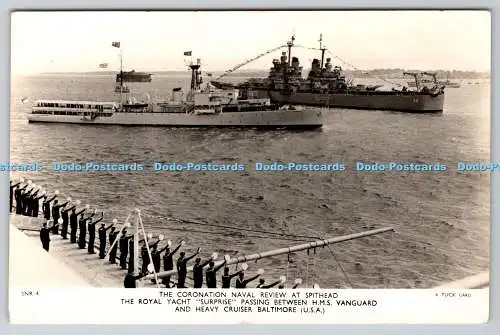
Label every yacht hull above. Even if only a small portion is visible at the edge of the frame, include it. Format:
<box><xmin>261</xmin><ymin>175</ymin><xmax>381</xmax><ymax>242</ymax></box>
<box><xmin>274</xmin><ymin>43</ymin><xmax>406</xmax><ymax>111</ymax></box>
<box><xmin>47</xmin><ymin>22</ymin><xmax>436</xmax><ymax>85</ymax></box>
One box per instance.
<box><xmin>27</xmin><ymin>109</ymin><xmax>324</xmax><ymax>129</ymax></box>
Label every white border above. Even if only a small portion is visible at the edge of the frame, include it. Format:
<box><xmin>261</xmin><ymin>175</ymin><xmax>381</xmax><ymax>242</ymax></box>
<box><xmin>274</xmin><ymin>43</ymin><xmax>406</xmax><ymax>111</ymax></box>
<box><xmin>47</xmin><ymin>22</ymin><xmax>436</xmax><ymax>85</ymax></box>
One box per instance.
<box><xmin>9</xmin><ymin>288</ymin><xmax>490</xmax><ymax>324</ymax></box>
<box><xmin>2</xmin><ymin>1</ymin><xmax>498</xmax><ymax>332</ymax></box>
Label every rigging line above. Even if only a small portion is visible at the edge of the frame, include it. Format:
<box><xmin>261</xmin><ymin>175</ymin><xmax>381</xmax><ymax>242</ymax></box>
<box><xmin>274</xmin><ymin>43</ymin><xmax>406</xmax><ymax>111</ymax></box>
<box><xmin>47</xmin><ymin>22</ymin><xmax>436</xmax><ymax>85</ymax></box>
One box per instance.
<box><xmin>309</xmin><ymin>230</ymin><xmax>354</xmax><ymax>289</ymax></box>
<box><xmin>324</xmin><ymin>50</ymin><xmax>403</xmax><ymax>88</ymax></box>
<box><xmin>105</xmin><ymin>212</ymin><xmax>132</xmax><ymax>258</ymax></box>
<box><xmin>159</xmin><ymin>226</ymin><xmax>311</xmax><ymax>243</ymax></box>
<box><xmin>324</xmin><ymin>244</ymin><xmax>354</xmax><ymax>289</ymax></box>
<box><xmin>214</xmin><ymin>44</ymin><xmax>287</xmax><ymax>81</ymax></box>
<box><xmin>295</xmin><ymin>44</ymin><xmax>403</xmax><ymax>88</ymax></box>
<box><xmin>177</xmin><ymin>218</ymin><xmax>317</xmax><ymax>240</ymax></box>
<box><xmin>138</xmin><ymin>212</ymin><xmax>160</xmax><ymax>289</ymax></box>
<box><xmin>141</xmin><ymin>212</ymin><xmax>320</xmax><ymax>240</ymax></box>
<box><xmin>311</xmin><ymin>248</ymin><xmax>317</xmax><ymax>286</ymax></box>
<box><xmin>294</xmin><ymin>44</ymin><xmax>321</xmax><ymax>51</ymax></box>
<box><xmin>285</xmin><ymin>253</ymin><xmax>290</xmax><ymax>287</ymax></box>
<box><xmin>305</xmin><ymin>256</ymin><xmax>309</xmax><ymax>288</ymax></box>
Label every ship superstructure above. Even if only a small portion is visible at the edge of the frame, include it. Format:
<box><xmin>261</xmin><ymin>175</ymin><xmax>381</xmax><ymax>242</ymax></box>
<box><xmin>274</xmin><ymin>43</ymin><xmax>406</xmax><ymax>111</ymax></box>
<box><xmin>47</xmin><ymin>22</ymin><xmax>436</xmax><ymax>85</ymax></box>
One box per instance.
<box><xmin>407</xmin><ymin>72</ymin><xmax>461</xmax><ymax>89</ymax></box>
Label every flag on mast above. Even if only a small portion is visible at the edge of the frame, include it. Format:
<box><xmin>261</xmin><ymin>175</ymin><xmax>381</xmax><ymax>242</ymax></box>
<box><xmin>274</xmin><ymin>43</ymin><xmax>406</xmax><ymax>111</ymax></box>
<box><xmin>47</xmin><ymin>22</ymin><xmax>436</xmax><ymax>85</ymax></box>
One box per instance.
<box><xmin>183</xmin><ymin>51</ymin><xmax>192</xmax><ymax>56</ymax></box>
<box><xmin>112</xmin><ymin>41</ymin><xmax>121</xmax><ymax>48</ymax></box>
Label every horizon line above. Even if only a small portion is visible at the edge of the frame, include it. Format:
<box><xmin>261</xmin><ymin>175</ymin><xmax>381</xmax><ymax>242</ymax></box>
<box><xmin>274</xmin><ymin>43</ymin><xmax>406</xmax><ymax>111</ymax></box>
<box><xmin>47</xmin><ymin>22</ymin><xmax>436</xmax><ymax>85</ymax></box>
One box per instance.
<box><xmin>14</xmin><ymin>68</ymin><xmax>492</xmax><ymax>76</ymax></box>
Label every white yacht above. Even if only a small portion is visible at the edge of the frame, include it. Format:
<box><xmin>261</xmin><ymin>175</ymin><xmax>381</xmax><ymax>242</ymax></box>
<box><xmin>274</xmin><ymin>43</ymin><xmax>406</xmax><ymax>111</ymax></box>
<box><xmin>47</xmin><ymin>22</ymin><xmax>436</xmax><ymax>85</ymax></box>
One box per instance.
<box><xmin>28</xmin><ymin>59</ymin><xmax>324</xmax><ymax>129</ymax></box>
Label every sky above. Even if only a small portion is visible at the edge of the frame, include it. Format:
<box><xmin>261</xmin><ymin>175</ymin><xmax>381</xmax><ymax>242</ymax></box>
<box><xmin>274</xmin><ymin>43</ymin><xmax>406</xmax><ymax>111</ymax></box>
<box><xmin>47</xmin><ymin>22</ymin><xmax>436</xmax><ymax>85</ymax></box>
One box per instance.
<box><xmin>10</xmin><ymin>10</ymin><xmax>491</xmax><ymax>75</ymax></box>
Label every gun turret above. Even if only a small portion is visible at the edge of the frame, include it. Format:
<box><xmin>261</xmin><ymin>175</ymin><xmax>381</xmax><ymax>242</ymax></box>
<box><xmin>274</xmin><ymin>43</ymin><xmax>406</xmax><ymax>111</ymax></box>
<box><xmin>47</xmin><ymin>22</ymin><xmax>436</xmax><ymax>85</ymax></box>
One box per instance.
<box><xmin>422</xmin><ymin>72</ymin><xmax>438</xmax><ymax>84</ymax></box>
<box><xmin>403</xmin><ymin>72</ymin><xmax>422</xmax><ymax>92</ymax></box>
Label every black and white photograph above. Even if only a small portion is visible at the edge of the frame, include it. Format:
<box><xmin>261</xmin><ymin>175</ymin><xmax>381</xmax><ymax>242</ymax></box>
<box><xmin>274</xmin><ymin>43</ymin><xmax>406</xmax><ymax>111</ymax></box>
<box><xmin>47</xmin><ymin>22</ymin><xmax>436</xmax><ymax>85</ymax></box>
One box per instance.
<box><xmin>8</xmin><ymin>10</ymin><xmax>490</xmax><ymax>323</ymax></box>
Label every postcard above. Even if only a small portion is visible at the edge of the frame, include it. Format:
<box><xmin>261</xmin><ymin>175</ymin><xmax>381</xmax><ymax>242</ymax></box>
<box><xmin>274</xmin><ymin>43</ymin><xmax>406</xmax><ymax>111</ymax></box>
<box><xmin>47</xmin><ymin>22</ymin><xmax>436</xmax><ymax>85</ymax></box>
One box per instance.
<box><xmin>8</xmin><ymin>10</ymin><xmax>490</xmax><ymax>324</ymax></box>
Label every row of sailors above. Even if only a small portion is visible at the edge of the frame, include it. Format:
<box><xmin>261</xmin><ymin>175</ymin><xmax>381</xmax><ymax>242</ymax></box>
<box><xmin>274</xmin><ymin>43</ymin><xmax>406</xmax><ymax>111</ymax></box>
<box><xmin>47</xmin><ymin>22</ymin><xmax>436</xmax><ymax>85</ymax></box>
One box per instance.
<box><xmin>12</xmin><ymin>179</ymin><xmax>309</xmax><ymax>288</ymax></box>
<box><xmin>126</xmin><ymin>248</ymin><xmax>304</xmax><ymax>289</ymax></box>
<box><xmin>11</xmin><ymin>179</ymin><xmax>111</xmax><ymax>256</ymax></box>
<box><xmin>10</xmin><ymin>180</ymin><xmax>45</xmax><ymax>217</ymax></box>
<box><xmin>126</xmin><ymin>237</ymin><xmax>304</xmax><ymax>289</ymax></box>
<box><xmin>10</xmin><ymin>179</ymin><xmax>71</xmax><ymax>225</ymax></box>
<box><xmin>41</xmin><ymin>213</ymin><xmax>303</xmax><ymax>289</ymax></box>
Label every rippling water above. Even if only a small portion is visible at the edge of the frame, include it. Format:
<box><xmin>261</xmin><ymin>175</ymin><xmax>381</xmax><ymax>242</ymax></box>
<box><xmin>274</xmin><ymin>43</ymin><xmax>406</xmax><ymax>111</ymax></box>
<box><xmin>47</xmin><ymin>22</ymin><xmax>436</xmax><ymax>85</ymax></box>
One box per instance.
<box><xmin>10</xmin><ymin>74</ymin><xmax>490</xmax><ymax>288</ymax></box>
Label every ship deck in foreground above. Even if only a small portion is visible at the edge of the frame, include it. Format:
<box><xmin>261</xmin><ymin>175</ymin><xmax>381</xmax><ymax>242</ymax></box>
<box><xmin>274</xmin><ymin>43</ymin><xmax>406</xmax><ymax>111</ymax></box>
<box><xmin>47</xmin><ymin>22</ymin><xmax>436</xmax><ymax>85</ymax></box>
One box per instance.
<box><xmin>10</xmin><ymin>211</ymin><xmax>488</xmax><ymax>289</ymax></box>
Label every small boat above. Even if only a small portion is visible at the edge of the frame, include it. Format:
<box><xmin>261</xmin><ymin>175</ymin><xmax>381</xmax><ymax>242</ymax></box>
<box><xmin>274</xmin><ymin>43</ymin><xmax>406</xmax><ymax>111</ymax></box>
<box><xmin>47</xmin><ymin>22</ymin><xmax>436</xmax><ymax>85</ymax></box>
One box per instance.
<box><xmin>442</xmin><ymin>81</ymin><xmax>460</xmax><ymax>88</ymax></box>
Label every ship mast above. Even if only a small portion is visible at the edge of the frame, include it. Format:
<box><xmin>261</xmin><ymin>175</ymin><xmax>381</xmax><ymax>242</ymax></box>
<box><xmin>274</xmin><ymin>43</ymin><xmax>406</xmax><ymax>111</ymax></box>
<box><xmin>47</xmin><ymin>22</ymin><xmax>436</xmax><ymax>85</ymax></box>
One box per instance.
<box><xmin>120</xmin><ymin>49</ymin><xmax>123</xmax><ymax>87</ymax></box>
<box><xmin>119</xmin><ymin>48</ymin><xmax>124</xmax><ymax>102</ymax></box>
<box><xmin>189</xmin><ymin>58</ymin><xmax>202</xmax><ymax>91</ymax></box>
<box><xmin>319</xmin><ymin>33</ymin><xmax>326</xmax><ymax>68</ymax></box>
<box><xmin>283</xmin><ymin>34</ymin><xmax>295</xmax><ymax>92</ymax></box>
<box><xmin>287</xmin><ymin>34</ymin><xmax>295</xmax><ymax>66</ymax></box>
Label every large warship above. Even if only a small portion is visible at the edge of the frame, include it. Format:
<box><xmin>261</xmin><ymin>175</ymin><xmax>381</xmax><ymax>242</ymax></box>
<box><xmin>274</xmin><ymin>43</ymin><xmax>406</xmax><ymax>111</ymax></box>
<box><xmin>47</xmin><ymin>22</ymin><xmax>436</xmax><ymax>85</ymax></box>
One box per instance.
<box><xmin>28</xmin><ymin>58</ymin><xmax>324</xmax><ymax>129</ymax></box>
<box><xmin>211</xmin><ymin>35</ymin><xmax>446</xmax><ymax>112</ymax></box>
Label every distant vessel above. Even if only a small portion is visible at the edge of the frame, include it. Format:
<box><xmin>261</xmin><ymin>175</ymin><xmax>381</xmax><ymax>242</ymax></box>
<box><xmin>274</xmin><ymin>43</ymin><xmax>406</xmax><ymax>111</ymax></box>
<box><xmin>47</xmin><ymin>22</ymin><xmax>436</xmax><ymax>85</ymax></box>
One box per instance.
<box><xmin>441</xmin><ymin>79</ymin><xmax>461</xmax><ymax>88</ymax></box>
<box><xmin>28</xmin><ymin>58</ymin><xmax>323</xmax><ymax>129</ymax></box>
<box><xmin>211</xmin><ymin>35</ymin><xmax>445</xmax><ymax>112</ymax></box>
<box><xmin>113</xmin><ymin>44</ymin><xmax>130</xmax><ymax>93</ymax></box>
<box><xmin>115</xmin><ymin>70</ymin><xmax>152</xmax><ymax>83</ymax></box>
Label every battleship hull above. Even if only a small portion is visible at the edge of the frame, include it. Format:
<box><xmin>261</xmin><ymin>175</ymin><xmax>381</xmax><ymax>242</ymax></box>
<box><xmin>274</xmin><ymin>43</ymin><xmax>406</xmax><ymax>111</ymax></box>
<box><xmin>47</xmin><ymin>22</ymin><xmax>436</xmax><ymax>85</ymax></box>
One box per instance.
<box><xmin>268</xmin><ymin>91</ymin><xmax>445</xmax><ymax>112</ymax></box>
<box><xmin>27</xmin><ymin>109</ymin><xmax>324</xmax><ymax>129</ymax></box>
